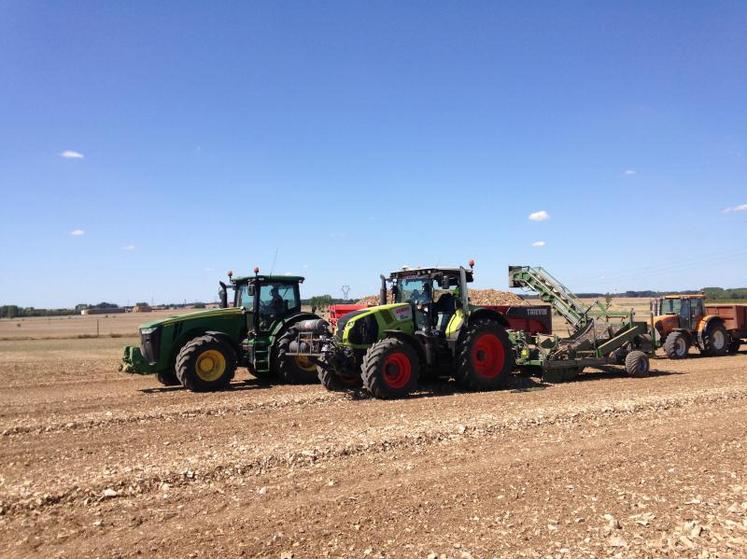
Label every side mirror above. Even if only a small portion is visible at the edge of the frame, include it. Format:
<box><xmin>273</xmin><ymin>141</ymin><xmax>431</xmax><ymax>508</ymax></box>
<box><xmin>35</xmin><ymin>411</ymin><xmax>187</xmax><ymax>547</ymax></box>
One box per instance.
<box><xmin>218</xmin><ymin>282</ymin><xmax>228</xmax><ymax>308</ymax></box>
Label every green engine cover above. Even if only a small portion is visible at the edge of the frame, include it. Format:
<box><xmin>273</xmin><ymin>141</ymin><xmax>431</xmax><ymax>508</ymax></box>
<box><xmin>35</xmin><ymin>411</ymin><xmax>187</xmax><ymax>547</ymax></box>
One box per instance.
<box><xmin>337</xmin><ymin>303</ymin><xmax>416</xmax><ymax>349</ymax></box>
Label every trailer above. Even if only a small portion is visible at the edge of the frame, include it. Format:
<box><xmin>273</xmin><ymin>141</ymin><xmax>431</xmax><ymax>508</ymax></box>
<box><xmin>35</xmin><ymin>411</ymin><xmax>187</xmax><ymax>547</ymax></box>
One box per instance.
<box><xmin>507</xmin><ymin>266</ymin><xmax>653</xmax><ymax>381</ymax></box>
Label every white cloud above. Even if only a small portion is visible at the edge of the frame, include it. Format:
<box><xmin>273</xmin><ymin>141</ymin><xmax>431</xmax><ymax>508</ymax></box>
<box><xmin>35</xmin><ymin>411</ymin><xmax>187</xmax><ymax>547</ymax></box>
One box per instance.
<box><xmin>723</xmin><ymin>204</ymin><xmax>747</xmax><ymax>213</ymax></box>
<box><xmin>528</xmin><ymin>210</ymin><xmax>550</xmax><ymax>222</ymax></box>
<box><xmin>122</xmin><ymin>244</ymin><xmax>136</xmax><ymax>251</ymax></box>
<box><xmin>60</xmin><ymin>150</ymin><xmax>84</xmax><ymax>159</ymax></box>
<box><xmin>532</xmin><ymin>241</ymin><xmax>546</xmax><ymax>248</ymax></box>
<box><xmin>70</xmin><ymin>229</ymin><xmax>85</xmax><ymax>236</ymax></box>
<box><xmin>623</xmin><ymin>169</ymin><xmax>637</xmax><ymax>175</ymax></box>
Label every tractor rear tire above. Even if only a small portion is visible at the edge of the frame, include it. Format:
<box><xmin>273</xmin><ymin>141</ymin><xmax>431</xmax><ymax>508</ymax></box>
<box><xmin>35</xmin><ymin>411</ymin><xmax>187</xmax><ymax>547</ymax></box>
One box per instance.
<box><xmin>156</xmin><ymin>370</ymin><xmax>180</xmax><ymax>386</ymax></box>
<box><xmin>664</xmin><ymin>331</ymin><xmax>689</xmax><ymax>359</ymax></box>
<box><xmin>361</xmin><ymin>337</ymin><xmax>419</xmax><ymax>399</ymax></box>
<box><xmin>625</xmin><ymin>350</ymin><xmax>650</xmax><ymax>378</ymax></box>
<box><xmin>728</xmin><ymin>339</ymin><xmax>742</xmax><ymax>354</ymax></box>
<box><xmin>456</xmin><ymin>319</ymin><xmax>513</xmax><ymax>391</ymax></box>
<box><xmin>275</xmin><ymin>329</ymin><xmax>319</xmax><ymax>384</ymax></box>
<box><xmin>702</xmin><ymin>323</ymin><xmax>729</xmax><ymax>356</ymax></box>
<box><xmin>175</xmin><ymin>335</ymin><xmax>237</xmax><ymax>392</ymax></box>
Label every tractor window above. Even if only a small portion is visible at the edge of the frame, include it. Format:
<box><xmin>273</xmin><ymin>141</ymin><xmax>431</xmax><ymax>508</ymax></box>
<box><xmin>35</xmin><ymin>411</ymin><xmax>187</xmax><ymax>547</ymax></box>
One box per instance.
<box><xmin>660</xmin><ymin>299</ymin><xmax>681</xmax><ymax>314</ymax></box>
<box><xmin>236</xmin><ymin>284</ymin><xmax>253</xmax><ymax>308</ymax></box>
<box><xmin>397</xmin><ymin>278</ymin><xmax>431</xmax><ymax>304</ymax></box>
<box><xmin>258</xmin><ymin>282</ymin><xmax>300</xmax><ymax>325</ymax></box>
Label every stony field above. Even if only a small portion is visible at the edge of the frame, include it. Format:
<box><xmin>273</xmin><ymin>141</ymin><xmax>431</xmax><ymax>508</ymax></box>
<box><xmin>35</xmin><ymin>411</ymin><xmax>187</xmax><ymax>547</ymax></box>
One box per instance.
<box><xmin>1</xmin><ymin>302</ymin><xmax>746</xmax><ymax>558</ymax></box>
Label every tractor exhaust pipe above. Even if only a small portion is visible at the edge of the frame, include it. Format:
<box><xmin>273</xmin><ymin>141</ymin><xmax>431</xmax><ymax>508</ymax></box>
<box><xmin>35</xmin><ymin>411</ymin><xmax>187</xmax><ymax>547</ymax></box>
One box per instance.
<box><xmin>379</xmin><ymin>275</ymin><xmax>387</xmax><ymax>305</ymax></box>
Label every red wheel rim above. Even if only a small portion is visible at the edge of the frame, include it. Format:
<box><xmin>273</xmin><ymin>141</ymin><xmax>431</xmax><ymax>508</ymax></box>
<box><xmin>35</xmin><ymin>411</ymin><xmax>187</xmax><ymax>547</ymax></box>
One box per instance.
<box><xmin>471</xmin><ymin>333</ymin><xmax>505</xmax><ymax>378</ymax></box>
<box><xmin>382</xmin><ymin>352</ymin><xmax>412</xmax><ymax>389</ymax></box>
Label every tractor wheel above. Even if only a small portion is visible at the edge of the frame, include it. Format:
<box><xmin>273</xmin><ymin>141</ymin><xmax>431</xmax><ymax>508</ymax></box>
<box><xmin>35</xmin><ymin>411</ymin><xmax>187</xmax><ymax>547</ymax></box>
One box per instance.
<box><xmin>664</xmin><ymin>331</ymin><xmax>689</xmax><ymax>359</ymax></box>
<box><xmin>156</xmin><ymin>370</ymin><xmax>180</xmax><ymax>386</ymax></box>
<box><xmin>456</xmin><ymin>319</ymin><xmax>513</xmax><ymax>391</ymax></box>
<box><xmin>175</xmin><ymin>335</ymin><xmax>236</xmax><ymax>392</ymax></box>
<box><xmin>317</xmin><ymin>366</ymin><xmax>361</xmax><ymax>392</ymax></box>
<box><xmin>728</xmin><ymin>339</ymin><xmax>742</xmax><ymax>354</ymax></box>
<box><xmin>702</xmin><ymin>323</ymin><xmax>729</xmax><ymax>356</ymax></box>
<box><xmin>625</xmin><ymin>350</ymin><xmax>650</xmax><ymax>378</ymax></box>
<box><xmin>275</xmin><ymin>329</ymin><xmax>318</xmax><ymax>384</ymax></box>
<box><xmin>316</xmin><ymin>354</ymin><xmax>361</xmax><ymax>392</ymax></box>
<box><xmin>361</xmin><ymin>337</ymin><xmax>419</xmax><ymax>399</ymax></box>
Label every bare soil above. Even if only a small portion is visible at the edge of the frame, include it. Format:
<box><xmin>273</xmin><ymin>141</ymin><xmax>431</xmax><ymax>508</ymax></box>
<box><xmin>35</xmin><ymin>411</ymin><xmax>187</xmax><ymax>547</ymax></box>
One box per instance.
<box><xmin>1</xmin><ymin>335</ymin><xmax>746</xmax><ymax>558</ymax></box>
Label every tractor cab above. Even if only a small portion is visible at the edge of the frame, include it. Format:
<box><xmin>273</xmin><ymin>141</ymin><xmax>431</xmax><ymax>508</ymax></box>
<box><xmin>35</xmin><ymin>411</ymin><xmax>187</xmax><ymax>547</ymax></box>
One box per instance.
<box><xmin>385</xmin><ymin>265</ymin><xmax>472</xmax><ymax>334</ymax></box>
<box><xmin>652</xmin><ymin>294</ymin><xmax>705</xmax><ymax>331</ymax></box>
<box><xmin>220</xmin><ymin>270</ymin><xmax>304</xmax><ymax>334</ymax></box>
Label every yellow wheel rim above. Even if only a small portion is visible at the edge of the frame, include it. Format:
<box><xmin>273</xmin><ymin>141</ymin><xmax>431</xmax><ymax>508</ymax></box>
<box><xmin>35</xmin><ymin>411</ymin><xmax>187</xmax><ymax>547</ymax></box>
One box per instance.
<box><xmin>295</xmin><ymin>355</ymin><xmax>316</xmax><ymax>372</ymax></box>
<box><xmin>195</xmin><ymin>349</ymin><xmax>226</xmax><ymax>382</ymax></box>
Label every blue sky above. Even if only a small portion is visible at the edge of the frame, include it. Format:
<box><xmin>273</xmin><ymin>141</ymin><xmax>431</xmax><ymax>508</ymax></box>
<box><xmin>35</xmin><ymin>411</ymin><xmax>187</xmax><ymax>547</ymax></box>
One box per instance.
<box><xmin>1</xmin><ymin>1</ymin><xmax>745</xmax><ymax>307</ymax></box>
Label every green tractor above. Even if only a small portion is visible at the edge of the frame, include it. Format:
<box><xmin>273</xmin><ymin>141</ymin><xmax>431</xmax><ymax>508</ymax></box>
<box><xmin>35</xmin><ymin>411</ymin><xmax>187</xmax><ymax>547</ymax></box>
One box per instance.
<box><xmin>120</xmin><ymin>269</ymin><xmax>320</xmax><ymax>391</ymax></box>
<box><xmin>290</xmin><ymin>262</ymin><xmax>514</xmax><ymax>399</ymax></box>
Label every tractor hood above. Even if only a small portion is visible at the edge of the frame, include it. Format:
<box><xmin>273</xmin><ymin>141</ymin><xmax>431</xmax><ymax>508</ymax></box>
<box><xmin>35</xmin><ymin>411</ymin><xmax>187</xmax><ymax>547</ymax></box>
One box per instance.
<box><xmin>137</xmin><ymin>307</ymin><xmax>245</xmax><ymax>330</ymax></box>
<box><xmin>336</xmin><ymin>303</ymin><xmax>415</xmax><ymax>346</ymax></box>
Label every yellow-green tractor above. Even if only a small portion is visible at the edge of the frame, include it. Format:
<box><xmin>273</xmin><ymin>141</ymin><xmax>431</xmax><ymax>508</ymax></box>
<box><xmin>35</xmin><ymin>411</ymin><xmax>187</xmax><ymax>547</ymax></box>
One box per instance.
<box><xmin>289</xmin><ymin>262</ymin><xmax>514</xmax><ymax>399</ymax></box>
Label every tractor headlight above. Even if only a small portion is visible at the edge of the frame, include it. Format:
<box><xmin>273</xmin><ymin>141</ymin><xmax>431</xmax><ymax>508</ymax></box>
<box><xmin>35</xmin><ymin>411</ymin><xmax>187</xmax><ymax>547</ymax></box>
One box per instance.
<box><xmin>139</xmin><ymin>326</ymin><xmax>162</xmax><ymax>364</ymax></box>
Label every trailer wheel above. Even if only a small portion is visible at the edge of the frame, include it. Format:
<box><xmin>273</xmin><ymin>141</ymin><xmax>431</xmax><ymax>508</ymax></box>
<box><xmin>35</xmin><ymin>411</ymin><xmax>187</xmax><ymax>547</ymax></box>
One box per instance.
<box><xmin>176</xmin><ymin>335</ymin><xmax>236</xmax><ymax>391</ymax></box>
<box><xmin>456</xmin><ymin>319</ymin><xmax>513</xmax><ymax>390</ymax></box>
<box><xmin>625</xmin><ymin>350</ymin><xmax>650</xmax><ymax>378</ymax></box>
<box><xmin>728</xmin><ymin>339</ymin><xmax>742</xmax><ymax>354</ymax></box>
<box><xmin>664</xmin><ymin>331</ymin><xmax>689</xmax><ymax>359</ymax></box>
<box><xmin>156</xmin><ymin>370</ymin><xmax>180</xmax><ymax>386</ymax></box>
<box><xmin>702</xmin><ymin>323</ymin><xmax>729</xmax><ymax>356</ymax></box>
<box><xmin>275</xmin><ymin>329</ymin><xmax>319</xmax><ymax>384</ymax></box>
<box><xmin>361</xmin><ymin>337</ymin><xmax>419</xmax><ymax>399</ymax></box>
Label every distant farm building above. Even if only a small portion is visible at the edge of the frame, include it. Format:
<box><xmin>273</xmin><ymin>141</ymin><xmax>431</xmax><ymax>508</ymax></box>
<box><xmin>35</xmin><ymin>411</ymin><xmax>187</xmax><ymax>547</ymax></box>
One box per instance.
<box><xmin>132</xmin><ymin>304</ymin><xmax>152</xmax><ymax>313</ymax></box>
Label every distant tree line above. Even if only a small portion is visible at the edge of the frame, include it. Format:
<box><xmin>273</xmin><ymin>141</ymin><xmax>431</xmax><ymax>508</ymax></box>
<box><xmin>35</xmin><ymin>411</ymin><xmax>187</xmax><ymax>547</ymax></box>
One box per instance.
<box><xmin>702</xmin><ymin>287</ymin><xmax>747</xmax><ymax>301</ymax></box>
<box><xmin>301</xmin><ymin>295</ymin><xmax>354</xmax><ymax>310</ymax></box>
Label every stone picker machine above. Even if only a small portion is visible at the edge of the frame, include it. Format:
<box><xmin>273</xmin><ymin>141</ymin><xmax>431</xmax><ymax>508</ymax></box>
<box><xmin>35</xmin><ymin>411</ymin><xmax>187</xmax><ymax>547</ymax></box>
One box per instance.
<box><xmin>507</xmin><ymin>266</ymin><xmax>654</xmax><ymax>380</ymax></box>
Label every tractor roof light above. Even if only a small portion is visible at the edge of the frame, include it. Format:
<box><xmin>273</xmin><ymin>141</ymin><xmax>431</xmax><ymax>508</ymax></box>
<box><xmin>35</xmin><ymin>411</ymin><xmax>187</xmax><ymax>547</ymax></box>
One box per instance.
<box><xmin>468</xmin><ymin>259</ymin><xmax>475</xmax><ymax>269</ymax></box>
<box><xmin>227</xmin><ymin>270</ymin><xmax>233</xmax><ymax>278</ymax></box>
<box><xmin>253</xmin><ymin>266</ymin><xmax>260</xmax><ymax>275</ymax></box>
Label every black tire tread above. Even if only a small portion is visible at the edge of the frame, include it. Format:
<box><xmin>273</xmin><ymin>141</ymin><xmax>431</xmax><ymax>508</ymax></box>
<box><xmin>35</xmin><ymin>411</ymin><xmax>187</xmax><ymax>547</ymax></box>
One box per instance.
<box><xmin>625</xmin><ymin>350</ymin><xmax>650</xmax><ymax>378</ymax></box>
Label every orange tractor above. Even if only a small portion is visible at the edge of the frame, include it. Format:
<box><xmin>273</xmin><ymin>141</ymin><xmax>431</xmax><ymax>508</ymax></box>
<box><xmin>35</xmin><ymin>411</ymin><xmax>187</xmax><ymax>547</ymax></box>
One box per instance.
<box><xmin>652</xmin><ymin>294</ymin><xmax>746</xmax><ymax>359</ymax></box>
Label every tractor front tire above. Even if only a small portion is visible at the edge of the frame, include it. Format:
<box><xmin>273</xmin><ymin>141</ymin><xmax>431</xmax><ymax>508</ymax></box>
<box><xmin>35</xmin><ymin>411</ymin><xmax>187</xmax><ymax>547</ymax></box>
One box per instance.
<box><xmin>317</xmin><ymin>367</ymin><xmax>361</xmax><ymax>392</ymax></box>
<box><xmin>456</xmin><ymin>319</ymin><xmax>513</xmax><ymax>391</ymax></box>
<box><xmin>664</xmin><ymin>331</ymin><xmax>689</xmax><ymax>359</ymax></box>
<box><xmin>156</xmin><ymin>370</ymin><xmax>180</xmax><ymax>386</ymax></box>
<box><xmin>625</xmin><ymin>350</ymin><xmax>650</xmax><ymax>378</ymax></box>
<box><xmin>702</xmin><ymin>323</ymin><xmax>729</xmax><ymax>356</ymax></box>
<box><xmin>361</xmin><ymin>337</ymin><xmax>419</xmax><ymax>399</ymax></box>
<box><xmin>175</xmin><ymin>335</ymin><xmax>237</xmax><ymax>392</ymax></box>
<box><xmin>275</xmin><ymin>329</ymin><xmax>319</xmax><ymax>384</ymax></box>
